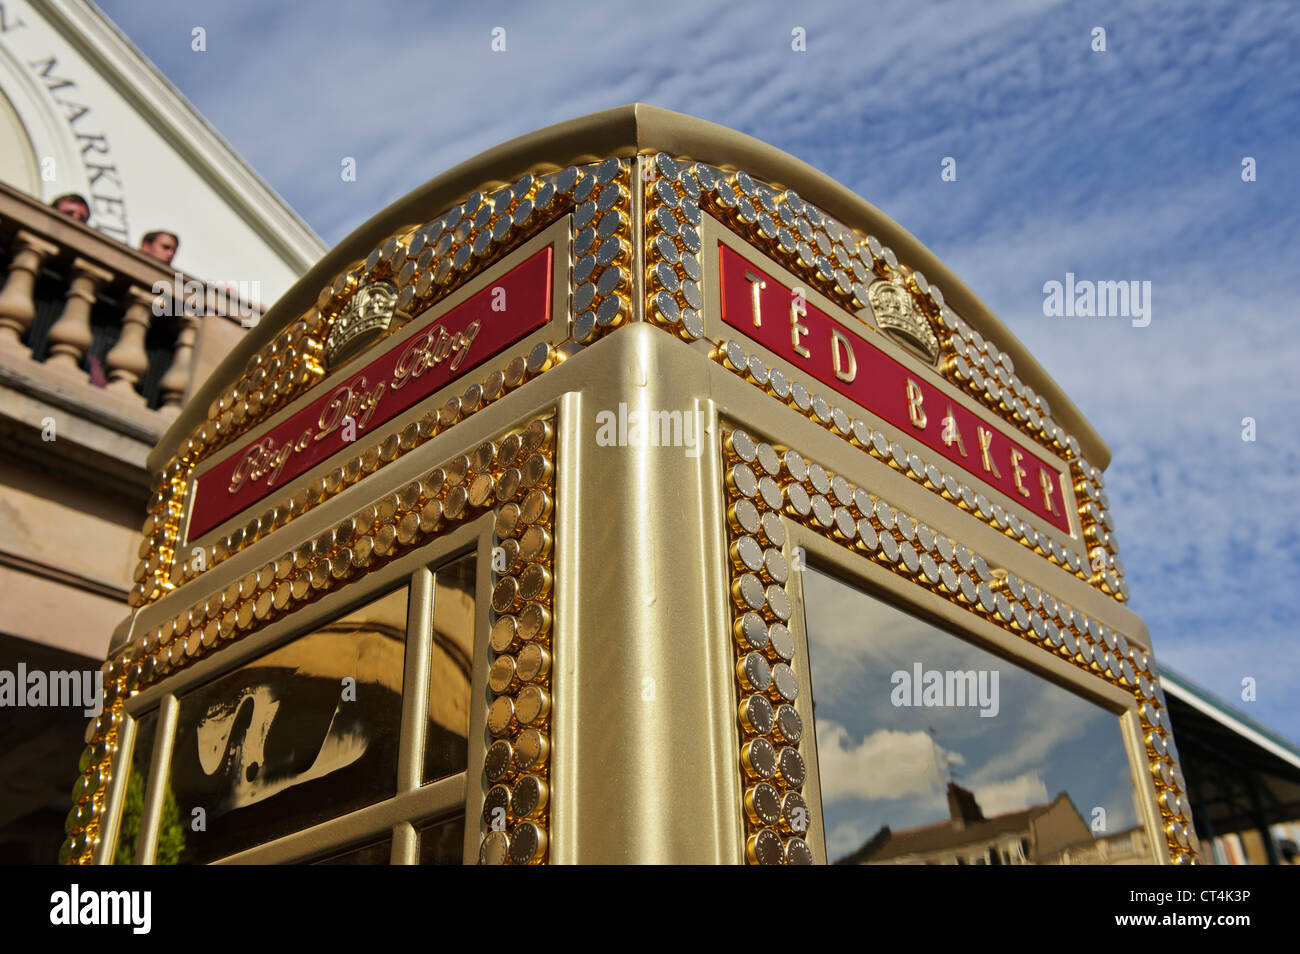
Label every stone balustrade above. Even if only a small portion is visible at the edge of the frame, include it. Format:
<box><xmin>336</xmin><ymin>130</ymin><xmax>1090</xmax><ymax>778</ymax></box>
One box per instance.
<box><xmin>0</xmin><ymin>181</ymin><xmax>263</xmax><ymax>420</ymax></box>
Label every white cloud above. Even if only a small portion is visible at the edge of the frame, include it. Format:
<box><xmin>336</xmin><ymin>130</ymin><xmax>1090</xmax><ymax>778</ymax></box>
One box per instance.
<box><xmin>973</xmin><ymin>772</ymin><xmax>1050</xmax><ymax>817</ymax></box>
<box><xmin>826</xmin><ymin>818</ymin><xmax>870</xmax><ymax>863</ymax></box>
<box><xmin>814</xmin><ymin>719</ymin><xmax>959</xmax><ymax>803</ymax></box>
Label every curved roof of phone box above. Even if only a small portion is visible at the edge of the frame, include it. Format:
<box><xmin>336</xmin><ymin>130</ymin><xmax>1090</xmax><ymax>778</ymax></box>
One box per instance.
<box><xmin>148</xmin><ymin>103</ymin><xmax>1108</xmax><ymax>473</ymax></box>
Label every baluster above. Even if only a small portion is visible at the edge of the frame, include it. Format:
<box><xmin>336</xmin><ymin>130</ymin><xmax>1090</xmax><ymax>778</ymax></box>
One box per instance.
<box><xmin>0</xmin><ymin>230</ymin><xmax>60</xmax><ymax>352</ymax></box>
<box><xmin>44</xmin><ymin>257</ymin><xmax>112</xmax><ymax>374</ymax></box>
<box><xmin>104</xmin><ymin>286</ymin><xmax>157</xmax><ymax>400</ymax></box>
<box><xmin>159</xmin><ymin>314</ymin><xmax>200</xmax><ymax>414</ymax></box>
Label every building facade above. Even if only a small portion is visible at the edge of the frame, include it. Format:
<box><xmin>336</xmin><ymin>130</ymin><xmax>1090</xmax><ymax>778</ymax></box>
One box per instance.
<box><xmin>0</xmin><ymin>0</ymin><xmax>322</xmax><ymax>299</ymax></box>
<box><xmin>0</xmin><ymin>0</ymin><xmax>323</xmax><ymax>862</ymax></box>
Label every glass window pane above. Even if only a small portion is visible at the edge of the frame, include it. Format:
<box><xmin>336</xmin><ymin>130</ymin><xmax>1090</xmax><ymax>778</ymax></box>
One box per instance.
<box><xmin>115</xmin><ymin>709</ymin><xmax>187</xmax><ymax>864</ymax></box>
<box><xmin>168</xmin><ymin>586</ymin><xmax>409</xmax><ymax>864</ymax></box>
<box><xmin>418</xmin><ymin>814</ymin><xmax>466</xmax><ymax>865</ymax></box>
<box><xmin>801</xmin><ymin>569</ymin><xmax>1146</xmax><ymax>865</ymax></box>
<box><xmin>424</xmin><ymin>554</ymin><xmax>475</xmax><ymax>783</ymax></box>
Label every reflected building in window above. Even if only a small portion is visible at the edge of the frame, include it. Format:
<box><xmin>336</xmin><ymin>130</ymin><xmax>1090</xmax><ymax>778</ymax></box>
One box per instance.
<box><xmin>840</xmin><ymin>782</ymin><xmax>1148</xmax><ymax>865</ymax></box>
<box><xmin>801</xmin><ymin>566</ymin><xmax>1151</xmax><ymax>867</ymax></box>
<box><xmin>167</xmin><ymin>586</ymin><xmax>408</xmax><ymax>865</ymax></box>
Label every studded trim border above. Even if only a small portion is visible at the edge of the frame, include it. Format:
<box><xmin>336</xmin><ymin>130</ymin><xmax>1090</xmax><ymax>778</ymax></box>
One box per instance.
<box><xmin>130</xmin><ymin>159</ymin><xmax>630</xmax><ymax>613</ymax></box>
<box><xmin>720</xmin><ymin>424</ymin><xmax>1196</xmax><ymax>864</ymax></box>
<box><xmin>62</xmin><ymin>415</ymin><xmax>558</xmax><ymax>865</ymax></box>
<box><xmin>476</xmin><ymin>417</ymin><xmax>556</xmax><ymax>865</ymax></box>
<box><xmin>639</xmin><ymin>151</ymin><xmax>1127</xmax><ymax>603</ymax></box>
<box><xmin>720</xmin><ymin>431</ymin><xmax>814</xmax><ymax>865</ymax></box>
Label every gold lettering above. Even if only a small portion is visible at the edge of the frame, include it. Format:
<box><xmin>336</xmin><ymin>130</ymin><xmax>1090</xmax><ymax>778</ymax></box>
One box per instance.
<box><xmin>941</xmin><ymin>406</ymin><xmax>967</xmax><ymax>457</ymax></box>
<box><xmin>430</xmin><ymin>327</ymin><xmax>453</xmax><ymax>364</ymax></box>
<box><xmin>391</xmin><ymin>318</ymin><xmax>480</xmax><ymax>390</ymax></box>
<box><xmin>744</xmin><ymin>270</ymin><xmax>766</xmax><ymax>327</ymax></box>
<box><xmin>296</xmin><ymin>429</ymin><xmax>313</xmax><ymax>453</ymax></box>
<box><xmin>355</xmin><ymin>380</ymin><xmax>386</xmax><ymax>429</ymax></box>
<box><xmin>392</xmin><ymin>329</ymin><xmax>434</xmax><ymax>390</ymax></box>
<box><xmin>343</xmin><ymin>389</ymin><xmax>364</xmax><ymax>423</ymax></box>
<box><xmin>265</xmin><ymin>442</ymin><xmax>294</xmax><ymax>487</ymax></box>
<box><xmin>905</xmin><ymin>378</ymin><xmax>927</xmax><ymax>429</ymax></box>
<box><xmin>832</xmin><ymin>329</ymin><xmax>857</xmax><ymax>382</ymax></box>
<box><xmin>315</xmin><ymin>383</ymin><xmax>354</xmax><ymax>441</ymax></box>
<box><xmin>1010</xmin><ymin>449</ymin><xmax>1030</xmax><ymax>497</ymax></box>
<box><xmin>977</xmin><ymin>427</ymin><xmax>1001</xmax><ymax>477</ymax></box>
<box><xmin>449</xmin><ymin>320</ymin><xmax>481</xmax><ymax>372</ymax></box>
<box><xmin>1040</xmin><ymin>469</ymin><xmax>1057</xmax><ymax>514</ymax></box>
<box><xmin>228</xmin><ymin>439</ymin><xmax>272</xmax><ymax>495</ymax></box>
<box><xmin>790</xmin><ymin>296</ymin><xmax>810</xmax><ymax>358</ymax></box>
<box><xmin>317</xmin><ymin>377</ymin><xmax>384</xmax><ymax>441</ymax></box>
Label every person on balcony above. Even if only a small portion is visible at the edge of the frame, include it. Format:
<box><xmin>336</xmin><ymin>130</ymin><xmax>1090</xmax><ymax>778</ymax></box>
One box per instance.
<box><xmin>140</xmin><ymin>231</ymin><xmax>180</xmax><ymax>266</ymax></box>
<box><xmin>50</xmin><ymin>193</ymin><xmax>91</xmax><ymax>224</ymax></box>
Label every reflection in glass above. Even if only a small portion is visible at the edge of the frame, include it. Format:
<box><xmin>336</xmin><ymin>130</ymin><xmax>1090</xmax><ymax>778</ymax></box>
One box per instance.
<box><xmin>115</xmin><ymin>709</ymin><xmax>185</xmax><ymax>864</ymax></box>
<box><xmin>170</xmin><ymin>586</ymin><xmax>408</xmax><ymax>864</ymax></box>
<box><xmin>424</xmin><ymin>554</ymin><xmax>475</xmax><ymax>783</ymax></box>
<box><xmin>418</xmin><ymin>813</ymin><xmax>466</xmax><ymax>864</ymax></box>
<box><xmin>308</xmin><ymin>837</ymin><xmax>392</xmax><ymax>865</ymax></box>
<box><xmin>801</xmin><ymin>570</ymin><xmax>1148</xmax><ymax>865</ymax></box>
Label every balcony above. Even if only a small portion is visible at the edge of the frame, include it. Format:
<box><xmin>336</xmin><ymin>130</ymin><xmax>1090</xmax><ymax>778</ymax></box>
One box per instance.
<box><xmin>0</xmin><ymin>180</ymin><xmax>262</xmax><ymax>491</ymax></box>
<box><xmin>0</xmin><ymin>178</ymin><xmax>269</xmax><ymax>661</ymax></box>
<box><xmin>0</xmin><ymin>183</ymin><xmax>267</xmax><ymax>863</ymax></box>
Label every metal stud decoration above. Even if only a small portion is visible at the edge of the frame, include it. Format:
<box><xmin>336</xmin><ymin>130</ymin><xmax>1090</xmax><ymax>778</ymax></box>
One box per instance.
<box><xmin>721</xmin><ymin>424</ymin><xmax>1195</xmax><ymax>864</ymax></box>
<box><xmin>62</xmin><ymin>415</ymin><xmax>558</xmax><ymax>865</ymax></box>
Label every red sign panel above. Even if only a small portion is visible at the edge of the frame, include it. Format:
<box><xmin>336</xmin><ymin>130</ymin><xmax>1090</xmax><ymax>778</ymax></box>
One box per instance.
<box><xmin>718</xmin><ymin>244</ymin><xmax>1071</xmax><ymax>532</ymax></box>
<box><xmin>187</xmin><ymin>247</ymin><xmax>553</xmax><ymax>542</ymax></box>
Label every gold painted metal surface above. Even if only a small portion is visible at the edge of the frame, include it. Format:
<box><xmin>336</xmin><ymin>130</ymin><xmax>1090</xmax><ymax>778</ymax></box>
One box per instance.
<box><xmin>133</xmin><ymin>695</ymin><xmax>177</xmax><ymax>865</ymax></box>
<box><xmin>73</xmin><ymin>321</ymin><xmax>1179</xmax><ymax>865</ymax></box>
<box><xmin>550</xmin><ymin>343</ymin><xmax>743</xmax><ymax>863</ymax></box>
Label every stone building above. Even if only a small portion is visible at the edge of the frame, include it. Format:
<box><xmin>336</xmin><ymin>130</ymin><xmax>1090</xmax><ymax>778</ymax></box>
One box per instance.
<box><xmin>839</xmin><ymin>783</ymin><xmax>1149</xmax><ymax>865</ymax></box>
<box><xmin>0</xmin><ymin>0</ymin><xmax>323</xmax><ymax>862</ymax></box>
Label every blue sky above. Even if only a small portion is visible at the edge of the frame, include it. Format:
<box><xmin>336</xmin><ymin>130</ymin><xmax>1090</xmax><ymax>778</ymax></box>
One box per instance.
<box><xmin>98</xmin><ymin>0</ymin><xmax>1300</xmax><ymax>743</ymax></box>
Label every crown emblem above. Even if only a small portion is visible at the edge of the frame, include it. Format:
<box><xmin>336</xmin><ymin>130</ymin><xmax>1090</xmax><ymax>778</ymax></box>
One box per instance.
<box><xmin>325</xmin><ymin>280</ymin><xmax>398</xmax><ymax>368</ymax></box>
<box><xmin>868</xmin><ymin>279</ymin><xmax>939</xmax><ymax>363</ymax></box>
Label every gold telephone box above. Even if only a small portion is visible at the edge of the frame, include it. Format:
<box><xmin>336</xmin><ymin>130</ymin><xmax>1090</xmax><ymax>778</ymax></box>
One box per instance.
<box><xmin>62</xmin><ymin>105</ymin><xmax>1196</xmax><ymax>865</ymax></box>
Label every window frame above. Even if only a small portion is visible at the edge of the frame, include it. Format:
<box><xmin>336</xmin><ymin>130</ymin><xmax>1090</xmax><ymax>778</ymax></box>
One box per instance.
<box><xmin>104</xmin><ymin>512</ymin><xmax>497</xmax><ymax>865</ymax></box>
<box><xmin>781</xmin><ymin>519</ymin><xmax>1160</xmax><ymax>866</ymax></box>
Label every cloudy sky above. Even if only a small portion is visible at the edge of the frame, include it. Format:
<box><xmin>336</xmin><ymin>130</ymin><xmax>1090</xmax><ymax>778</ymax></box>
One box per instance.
<box><xmin>96</xmin><ymin>0</ymin><xmax>1300</xmax><ymax>743</ymax></box>
<box><xmin>804</xmin><ymin>570</ymin><xmax>1137</xmax><ymax>861</ymax></box>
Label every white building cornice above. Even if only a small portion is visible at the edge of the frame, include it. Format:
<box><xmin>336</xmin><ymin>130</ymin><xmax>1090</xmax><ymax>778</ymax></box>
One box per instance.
<box><xmin>30</xmin><ymin>0</ymin><xmax>326</xmax><ymax>275</ymax></box>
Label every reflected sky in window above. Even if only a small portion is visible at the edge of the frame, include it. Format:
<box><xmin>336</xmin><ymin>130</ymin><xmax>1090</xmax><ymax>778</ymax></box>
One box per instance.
<box><xmin>802</xmin><ymin>569</ymin><xmax>1141</xmax><ymax>863</ymax></box>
